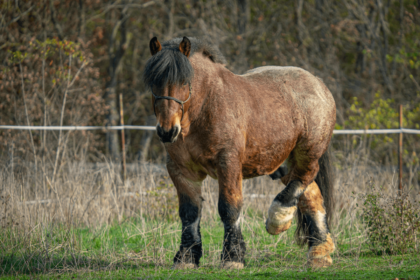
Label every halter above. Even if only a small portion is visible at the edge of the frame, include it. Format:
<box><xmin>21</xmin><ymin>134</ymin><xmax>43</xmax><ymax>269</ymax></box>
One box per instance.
<box><xmin>151</xmin><ymin>83</ymin><xmax>192</xmax><ymax>122</ymax></box>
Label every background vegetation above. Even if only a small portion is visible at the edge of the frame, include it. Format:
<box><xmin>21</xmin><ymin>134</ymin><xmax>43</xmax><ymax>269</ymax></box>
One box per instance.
<box><xmin>1</xmin><ymin>0</ymin><xmax>420</xmax><ymax>165</ymax></box>
<box><xmin>1</xmin><ymin>0</ymin><xmax>420</xmax><ymax>278</ymax></box>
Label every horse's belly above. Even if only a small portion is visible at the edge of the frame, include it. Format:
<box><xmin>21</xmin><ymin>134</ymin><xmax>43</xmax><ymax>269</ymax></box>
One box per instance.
<box><xmin>241</xmin><ymin>146</ymin><xmax>290</xmax><ymax>179</ymax></box>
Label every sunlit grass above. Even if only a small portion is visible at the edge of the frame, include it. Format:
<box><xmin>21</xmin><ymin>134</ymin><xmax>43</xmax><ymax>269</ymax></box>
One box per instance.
<box><xmin>1</xmin><ymin>160</ymin><xmax>419</xmax><ymax>279</ymax></box>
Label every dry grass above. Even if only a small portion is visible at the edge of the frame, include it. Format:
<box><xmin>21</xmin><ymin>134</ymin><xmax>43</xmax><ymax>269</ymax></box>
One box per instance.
<box><xmin>1</xmin><ymin>146</ymin><xmax>420</xmax><ymax>278</ymax></box>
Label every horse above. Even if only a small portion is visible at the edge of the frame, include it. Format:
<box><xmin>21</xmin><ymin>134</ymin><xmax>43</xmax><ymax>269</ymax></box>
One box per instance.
<box><xmin>143</xmin><ymin>36</ymin><xmax>336</xmax><ymax>269</ymax></box>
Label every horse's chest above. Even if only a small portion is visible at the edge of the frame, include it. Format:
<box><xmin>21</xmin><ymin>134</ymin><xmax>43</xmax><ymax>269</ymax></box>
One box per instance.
<box><xmin>168</xmin><ymin>141</ymin><xmax>219</xmax><ymax>180</ymax></box>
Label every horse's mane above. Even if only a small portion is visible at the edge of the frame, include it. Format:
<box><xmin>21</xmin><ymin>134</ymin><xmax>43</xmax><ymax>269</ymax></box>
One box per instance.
<box><xmin>143</xmin><ymin>37</ymin><xmax>226</xmax><ymax>88</ymax></box>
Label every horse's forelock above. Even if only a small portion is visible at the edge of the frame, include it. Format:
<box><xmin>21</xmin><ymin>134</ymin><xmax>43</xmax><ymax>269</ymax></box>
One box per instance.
<box><xmin>143</xmin><ymin>48</ymin><xmax>194</xmax><ymax>88</ymax></box>
<box><xmin>143</xmin><ymin>37</ymin><xmax>226</xmax><ymax>87</ymax></box>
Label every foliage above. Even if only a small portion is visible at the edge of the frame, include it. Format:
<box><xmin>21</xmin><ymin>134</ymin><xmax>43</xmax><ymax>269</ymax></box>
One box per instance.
<box><xmin>362</xmin><ymin>187</ymin><xmax>420</xmax><ymax>255</ymax></box>
<box><xmin>334</xmin><ymin>93</ymin><xmax>420</xmax><ymax>168</ymax></box>
<box><xmin>0</xmin><ymin>37</ymin><xmax>106</xmax><ymax>160</ymax></box>
<box><xmin>1</xmin><ymin>0</ymin><xmax>420</xmax><ymax>162</ymax></box>
<box><xmin>336</xmin><ymin>93</ymin><xmax>420</xmax><ymax>131</ymax></box>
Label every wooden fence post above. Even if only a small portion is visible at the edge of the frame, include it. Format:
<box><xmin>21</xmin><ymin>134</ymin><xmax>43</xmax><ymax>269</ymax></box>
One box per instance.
<box><xmin>399</xmin><ymin>104</ymin><xmax>403</xmax><ymax>194</ymax></box>
<box><xmin>120</xmin><ymin>93</ymin><xmax>126</xmax><ymax>186</ymax></box>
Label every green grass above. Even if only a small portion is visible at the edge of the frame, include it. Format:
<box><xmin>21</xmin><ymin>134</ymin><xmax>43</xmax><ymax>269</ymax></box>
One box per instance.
<box><xmin>1</xmin><ymin>215</ymin><xmax>420</xmax><ymax>279</ymax></box>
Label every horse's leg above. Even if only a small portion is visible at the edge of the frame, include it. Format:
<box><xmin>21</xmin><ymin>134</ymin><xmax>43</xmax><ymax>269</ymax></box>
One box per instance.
<box><xmin>167</xmin><ymin>158</ymin><xmax>205</xmax><ymax>269</ymax></box>
<box><xmin>265</xmin><ymin>179</ymin><xmax>302</xmax><ymax>235</ymax></box>
<box><xmin>298</xmin><ymin>181</ymin><xmax>335</xmax><ymax>268</ymax></box>
<box><xmin>217</xmin><ymin>154</ymin><xmax>246</xmax><ymax>269</ymax></box>
<box><xmin>265</xmin><ymin>152</ymin><xmax>318</xmax><ymax>235</ymax></box>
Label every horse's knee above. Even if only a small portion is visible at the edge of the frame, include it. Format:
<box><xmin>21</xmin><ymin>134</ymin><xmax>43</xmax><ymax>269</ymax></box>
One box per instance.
<box><xmin>218</xmin><ymin>193</ymin><xmax>242</xmax><ymax>224</ymax></box>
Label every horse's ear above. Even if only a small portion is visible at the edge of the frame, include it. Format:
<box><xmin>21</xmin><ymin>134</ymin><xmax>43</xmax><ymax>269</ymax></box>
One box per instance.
<box><xmin>149</xmin><ymin>37</ymin><xmax>162</xmax><ymax>56</ymax></box>
<box><xmin>179</xmin><ymin>37</ymin><xmax>191</xmax><ymax>57</ymax></box>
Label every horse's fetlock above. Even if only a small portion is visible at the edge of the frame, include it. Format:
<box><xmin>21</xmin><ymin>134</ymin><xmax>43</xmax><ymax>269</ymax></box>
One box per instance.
<box><xmin>221</xmin><ymin>225</ymin><xmax>246</xmax><ymax>265</ymax></box>
<box><xmin>174</xmin><ymin>243</ymin><xmax>202</xmax><ymax>267</ymax></box>
<box><xmin>306</xmin><ymin>233</ymin><xmax>335</xmax><ymax>268</ymax></box>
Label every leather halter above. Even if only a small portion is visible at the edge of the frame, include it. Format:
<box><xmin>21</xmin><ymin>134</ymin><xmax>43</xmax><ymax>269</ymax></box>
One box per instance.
<box><xmin>151</xmin><ymin>83</ymin><xmax>192</xmax><ymax>122</ymax></box>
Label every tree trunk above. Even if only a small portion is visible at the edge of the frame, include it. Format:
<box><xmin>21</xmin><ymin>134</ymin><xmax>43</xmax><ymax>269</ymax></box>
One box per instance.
<box><xmin>236</xmin><ymin>0</ymin><xmax>249</xmax><ymax>73</ymax></box>
<box><xmin>105</xmin><ymin>7</ymin><xmax>130</xmax><ymax>161</ymax></box>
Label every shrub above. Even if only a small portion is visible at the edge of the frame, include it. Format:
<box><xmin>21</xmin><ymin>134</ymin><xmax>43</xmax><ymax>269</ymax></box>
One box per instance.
<box><xmin>362</xmin><ymin>187</ymin><xmax>420</xmax><ymax>255</ymax></box>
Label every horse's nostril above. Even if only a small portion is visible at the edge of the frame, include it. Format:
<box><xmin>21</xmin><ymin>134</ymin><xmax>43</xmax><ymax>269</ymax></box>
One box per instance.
<box><xmin>156</xmin><ymin>125</ymin><xmax>180</xmax><ymax>143</ymax></box>
<box><xmin>156</xmin><ymin>125</ymin><xmax>164</xmax><ymax>138</ymax></box>
<box><xmin>172</xmin><ymin>126</ymin><xmax>179</xmax><ymax>139</ymax></box>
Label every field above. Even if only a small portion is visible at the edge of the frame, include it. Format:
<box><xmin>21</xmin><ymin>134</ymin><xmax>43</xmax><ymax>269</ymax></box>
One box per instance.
<box><xmin>1</xmin><ymin>158</ymin><xmax>420</xmax><ymax>279</ymax></box>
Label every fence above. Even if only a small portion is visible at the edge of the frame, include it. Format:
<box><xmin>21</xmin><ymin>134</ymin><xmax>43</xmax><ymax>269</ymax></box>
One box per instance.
<box><xmin>1</xmin><ymin>125</ymin><xmax>420</xmax><ymax>134</ymax></box>
<box><xmin>1</xmin><ymin>116</ymin><xmax>420</xmax><ymax>205</ymax></box>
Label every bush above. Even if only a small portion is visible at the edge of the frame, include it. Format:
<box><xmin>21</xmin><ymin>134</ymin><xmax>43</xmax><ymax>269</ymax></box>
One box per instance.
<box><xmin>362</xmin><ymin>187</ymin><xmax>420</xmax><ymax>255</ymax></box>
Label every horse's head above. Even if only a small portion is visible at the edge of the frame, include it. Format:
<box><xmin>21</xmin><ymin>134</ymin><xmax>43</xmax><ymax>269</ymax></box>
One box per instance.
<box><xmin>144</xmin><ymin>37</ymin><xmax>193</xmax><ymax>143</ymax></box>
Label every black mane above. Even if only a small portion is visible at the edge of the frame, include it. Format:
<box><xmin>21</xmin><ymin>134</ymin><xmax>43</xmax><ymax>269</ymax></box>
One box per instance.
<box><xmin>143</xmin><ymin>37</ymin><xmax>226</xmax><ymax>88</ymax></box>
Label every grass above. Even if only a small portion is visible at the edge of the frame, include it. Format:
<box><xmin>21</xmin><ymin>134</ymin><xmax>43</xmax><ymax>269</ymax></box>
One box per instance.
<box><xmin>1</xmin><ymin>158</ymin><xmax>420</xmax><ymax>279</ymax></box>
<box><xmin>2</xmin><ymin>213</ymin><xmax>420</xmax><ymax>279</ymax></box>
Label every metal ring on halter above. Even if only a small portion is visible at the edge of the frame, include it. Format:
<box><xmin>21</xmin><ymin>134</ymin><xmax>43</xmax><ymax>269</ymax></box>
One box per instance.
<box><xmin>151</xmin><ymin>82</ymin><xmax>192</xmax><ymax>122</ymax></box>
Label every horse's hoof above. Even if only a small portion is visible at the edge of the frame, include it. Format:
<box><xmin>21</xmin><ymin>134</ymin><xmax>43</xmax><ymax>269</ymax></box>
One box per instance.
<box><xmin>308</xmin><ymin>255</ymin><xmax>333</xmax><ymax>268</ymax></box>
<box><xmin>307</xmin><ymin>233</ymin><xmax>335</xmax><ymax>268</ymax></box>
<box><xmin>221</xmin><ymin>261</ymin><xmax>244</xmax><ymax>269</ymax></box>
<box><xmin>265</xmin><ymin>218</ymin><xmax>292</xmax><ymax>235</ymax></box>
<box><xmin>266</xmin><ymin>200</ymin><xmax>296</xmax><ymax>235</ymax></box>
<box><xmin>172</xmin><ymin>262</ymin><xmax>197</xmax><ymax>270</ymax></box>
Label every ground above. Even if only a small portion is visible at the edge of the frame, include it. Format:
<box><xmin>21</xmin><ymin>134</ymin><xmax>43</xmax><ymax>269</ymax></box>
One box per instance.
<box><xmin>1</xmin><ymin>212</ymin><xmax>420</xmax><ymax>280</ymax></box>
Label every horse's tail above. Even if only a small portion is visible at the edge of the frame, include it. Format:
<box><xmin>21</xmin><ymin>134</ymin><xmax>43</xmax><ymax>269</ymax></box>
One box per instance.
<box><xmin>295</xmin><ymin>146</ymin><xmax>335</xmax><ymax>247</ymax></box>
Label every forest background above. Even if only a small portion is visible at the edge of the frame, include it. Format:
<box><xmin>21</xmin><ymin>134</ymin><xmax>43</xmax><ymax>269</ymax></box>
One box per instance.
<box><xmin>1</xmin><ymin>1</ymin><xmax>420</xmax><ymax>278</ymax></box>
<box><xmin>1</xmin><ymin>0</ymin><xmax>420</xmax><ymax>174</ymax></box>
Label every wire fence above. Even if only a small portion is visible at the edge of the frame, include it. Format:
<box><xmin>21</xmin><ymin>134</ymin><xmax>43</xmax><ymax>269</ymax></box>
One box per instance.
<box><xmin>2</xmin><ymin>124</ymin><xmax>419</xmax><ymax>206</ymax></box>
<box><xmin>1</xmin><ymin>125</ymin><xmax>420</xmax><ymax>134</ymax></box>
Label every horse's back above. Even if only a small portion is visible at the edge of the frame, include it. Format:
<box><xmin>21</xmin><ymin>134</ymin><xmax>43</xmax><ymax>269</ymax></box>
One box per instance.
<box><xmin>242</xmin><ymin>65</ymin><xmax>336</xmax><ymax>139</ymax></box>
<box><xmin>242</xmin><ymin>66</ymin><xmax>334</xmax><ymax>106</ymax></box>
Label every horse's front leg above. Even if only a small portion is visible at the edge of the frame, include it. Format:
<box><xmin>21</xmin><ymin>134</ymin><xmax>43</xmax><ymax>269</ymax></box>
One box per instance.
<box><xmin>167</xmin><ymin>158</ymin><xmax>205</xmax><ymax>269</ymax></box>
<box><xmin>217</xmin><ymin>155</ymin><xmax>246</xmax><ymax>269</ymax></box>
<box><xmin>265</xmin><ymin>180</ymin><xmax>304</xmax><ymax>235</ymax></box>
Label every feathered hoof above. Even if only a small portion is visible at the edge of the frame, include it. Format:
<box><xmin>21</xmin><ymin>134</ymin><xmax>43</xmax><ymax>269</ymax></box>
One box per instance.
<box><xmin>307</xmin><ymin>233</ymin><xmax>335</xmax><ymax>268</ymax></box>
<box><xmin>308</xmin><ymin>255</ymin><xmax>333</xmax><ymax>268</ymax></box>
<box><xmin>172</xmin><ymin>262</ymin><xmax>197</xmax><ymax>270</ymax></box>
<box><xmin>221</xmin><ymin>261</ymin><xmax>244</xmax><ymax>269</ymax></box>
<box><xmin>265</xmin><ymin>218</ymin><xmax>292</xmax><ymax>235</ymax></box>
<box><xmin>265</xmin><ymin>200</ymin><xmax>296</xmax><ymax>235</ymax></box>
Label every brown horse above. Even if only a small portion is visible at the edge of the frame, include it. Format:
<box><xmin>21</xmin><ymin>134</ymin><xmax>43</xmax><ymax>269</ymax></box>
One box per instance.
<box><xmin>144</xmin><ymin>37</ymin><xmax>336</xmax><ymax>269</ymax></box>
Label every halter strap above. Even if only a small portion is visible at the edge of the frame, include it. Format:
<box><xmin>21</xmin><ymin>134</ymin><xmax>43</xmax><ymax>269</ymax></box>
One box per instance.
<box><xmin>151</xmin><ymin>83</ymin><xmax>192</xmax><ymax>122</ymax></box>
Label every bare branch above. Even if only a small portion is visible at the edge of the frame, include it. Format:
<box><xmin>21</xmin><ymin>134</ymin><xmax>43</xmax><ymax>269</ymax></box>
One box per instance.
<box><xmin>49</xmin><ymin>0</ymin><xmax>64</xmax><ymax>40</ymax></box>
<box><xmin>1</xmin><ymin>5</ymin><xmax>35</xmax><ymax>31</ymax></box>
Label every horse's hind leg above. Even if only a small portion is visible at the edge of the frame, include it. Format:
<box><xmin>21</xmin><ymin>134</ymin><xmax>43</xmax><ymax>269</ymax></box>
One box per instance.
<box><xmin>167</xmin><ymin>157</ymin><xmax>205</xmax><ymax>269</ymax></box>
<box><xmin>298</xmin><ymin>181</ymin><xmax>335</xmax><ymax>268</ymax></box>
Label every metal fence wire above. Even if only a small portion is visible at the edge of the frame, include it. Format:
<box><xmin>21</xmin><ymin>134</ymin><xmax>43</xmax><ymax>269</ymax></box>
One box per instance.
<box><xmin>0</xmin><ymin>125</ymin><xmax>419</xmax><ymax>134</ymax></box>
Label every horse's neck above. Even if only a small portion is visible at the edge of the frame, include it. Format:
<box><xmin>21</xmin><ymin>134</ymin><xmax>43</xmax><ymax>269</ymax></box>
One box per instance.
<box><xmin>188</xmin><ymin>57</ymin><xmax>231</xmax><ymax>118</ymax></box>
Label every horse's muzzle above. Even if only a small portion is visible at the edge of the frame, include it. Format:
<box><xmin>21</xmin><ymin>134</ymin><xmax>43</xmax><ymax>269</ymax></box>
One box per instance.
<box><xmin>157</xmin><ymin>125</ymin><xmax>180</xmax><ymax>143</ymax></box>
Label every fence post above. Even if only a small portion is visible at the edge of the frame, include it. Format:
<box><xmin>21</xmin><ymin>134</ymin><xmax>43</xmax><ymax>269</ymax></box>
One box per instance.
<box><xmin>399</xmin><ymin>104</ymin><xmax>403</xmax><ymax>194</ymax></box>
<box><xmin>120</xmin><ymin>93</ymin><xmax>126</xmax><ymax>186</ymax></box>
